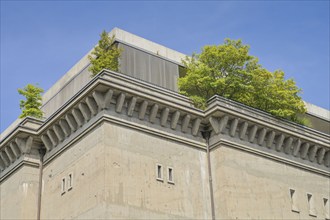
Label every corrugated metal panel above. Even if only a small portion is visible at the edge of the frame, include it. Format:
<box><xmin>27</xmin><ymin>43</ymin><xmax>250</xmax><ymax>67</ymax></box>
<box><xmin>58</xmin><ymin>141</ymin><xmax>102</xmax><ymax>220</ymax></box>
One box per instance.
<box><xmin>119</xmin><ymin>43</ymin><xmax>179</xmax><ymax>92</ymax></box>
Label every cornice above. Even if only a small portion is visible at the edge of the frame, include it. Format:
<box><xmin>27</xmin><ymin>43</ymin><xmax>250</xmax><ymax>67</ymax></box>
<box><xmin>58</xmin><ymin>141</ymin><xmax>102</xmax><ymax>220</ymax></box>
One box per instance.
<box><xmin>0</xmin><ymin>70</ymin><xmax>205</xmax><ymax>175</ymax></box>
<box><xmin>0</xmin><ymin>117</ymin><xmax>43</xmax><ymax>145</ymax></box>
<box><xmin>205</xmin><ymin>100</ymin><xmax>329</xmax><ymax>173</ymax></box>
<box><xmin>43</xmin><ymin>113</ymin><xmax>206</xmax><ymax>167</ymax></box>
<box><xmin>0</xmin><ymin>70</ymin><xmax>329</xmax><ymax>177</ymax></box>
<box><xmin>0</xmin><ymin>154</ymin><xmax>40</xmax><ymax>182</ymax></box>
<box><xmin>210</xmin><ymin>136</ymin><xmax>329</xmax><ymax>177</ymax></box>
<box><xmin>206</xmin><ymin>96</ymin><xmax>329</xmax><ymax>143</ymax></box>
<box><xmin>205</xmin><ymin>97</ymin><xmax>329</xmax><ymax>149</ymax></box>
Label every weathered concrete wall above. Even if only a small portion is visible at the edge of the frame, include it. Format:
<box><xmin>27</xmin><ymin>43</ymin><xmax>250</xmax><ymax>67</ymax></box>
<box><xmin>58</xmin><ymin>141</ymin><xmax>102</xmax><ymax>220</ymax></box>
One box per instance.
<box><xmin>101</xmin><ymin>122</ymin><xmax>210</xmax><ymax>219</ymax></box>
<box><xmin>40</xmin><ymin>123</ymin><xmax>106</xmax><ymax>219</ymax></box>
<box><xmin>40</xmin><ymin>121</ymin><xmax>210</xmax><ymax>219</ymax></box>
<box><xmin>41</xmin><ymin>64</ymin><xmax>91</xmax><ymax>119</ymax></box>
<box><xmin>211</xmin><ymin>146</ymin><xmax>330</xmax><ymax>219</ymax></box>
<box><xmin>0</xmin><ymin>165</ymin><xmax>40</xmax><ymax>219</ymax></box>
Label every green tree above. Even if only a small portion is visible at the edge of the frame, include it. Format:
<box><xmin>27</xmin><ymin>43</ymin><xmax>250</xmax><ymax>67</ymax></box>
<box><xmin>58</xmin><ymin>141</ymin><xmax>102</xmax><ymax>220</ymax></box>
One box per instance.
<box><xmin>88</xmin><ymin>30</ymin><xmax>122</xmax><ymax>77</ymax></box>
<box><xmin>178</xmin><ymin>39</ymin><xmax>307</xmax><ymax>124</ymax></box>
<box><xmin>18</xmin><ymin>84</ymin><xmax>44</xmax><ymax>119</ymax></box>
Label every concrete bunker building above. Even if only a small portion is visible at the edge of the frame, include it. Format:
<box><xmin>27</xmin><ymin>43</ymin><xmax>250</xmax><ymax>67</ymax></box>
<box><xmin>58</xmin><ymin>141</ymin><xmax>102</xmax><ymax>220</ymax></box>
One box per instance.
<box><xmin>0</xmin><ymin>28</ymin><xmax>329</xmax><ymax>219</ymax></box>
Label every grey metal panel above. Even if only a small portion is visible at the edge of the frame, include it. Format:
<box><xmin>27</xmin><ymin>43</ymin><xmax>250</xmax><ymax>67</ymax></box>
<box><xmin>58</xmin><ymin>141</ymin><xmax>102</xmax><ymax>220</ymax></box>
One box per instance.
<box><xmin>119</xmin><ymin>44</ymin><xmax>134</xmax><ymax>77</ymax></box>
<box><xmin>165</xmin><ymin>61</ymin><xmax>179</xmax><ymax>91</ymax></box>
<box><xmin>160</xmin><ymin>59</ymin><xmax>166</xmax><ymax>89</ymax></box>
<box><xmin>150</xmin><ymin>55</ymin><xmax>163</xmax><ymax>85</ymax></box>
<box><xmin>134</xmin><ymin>48</ymin><xmax>150</xmax><ymax>81</ymax></box>
<box><xmin>118</xmin><ymin>43</ymin><xmax>179</xmax><ymax>92</ymax></box>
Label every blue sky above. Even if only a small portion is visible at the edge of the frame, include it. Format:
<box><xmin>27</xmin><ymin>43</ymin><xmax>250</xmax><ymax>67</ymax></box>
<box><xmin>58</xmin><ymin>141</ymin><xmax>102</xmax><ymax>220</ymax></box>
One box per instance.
<box><xmin>1</xmin><ymin>1</ymin><xmax>329</xmax><ymax>132</ymax></box>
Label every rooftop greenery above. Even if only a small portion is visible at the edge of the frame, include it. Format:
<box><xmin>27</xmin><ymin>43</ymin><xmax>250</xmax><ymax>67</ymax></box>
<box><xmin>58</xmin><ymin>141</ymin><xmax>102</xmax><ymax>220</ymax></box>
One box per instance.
<box><xmin>18</xmin><ymin>84</ymin><xmax>44</xmax><ymax>119</ymax></box>
<box><xmin>178</xmin><ymin>39</ymin><xmax>308</xmax><ymax>125</ymax></box>
<box><xmin>88</xmin><ymin>30</ymin><xmax>122</xmax><ymax>77</ymax></box>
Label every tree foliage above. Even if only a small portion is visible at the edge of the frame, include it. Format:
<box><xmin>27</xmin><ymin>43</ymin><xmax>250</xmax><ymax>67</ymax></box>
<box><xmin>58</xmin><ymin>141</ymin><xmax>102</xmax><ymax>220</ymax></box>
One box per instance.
<box><xmin>178</xmin><ymin>39</ymin><xmax>307</xmax><ymax>124</ymax></box>
<box><xmin>88</xmin><ymin>30</ymin><xmax>122</xmax><ymax>77</ymax></box>
<box><xmin>18</xmin><ymin>84</ymin><xmax>44</xmax><ymax>119</ymax></box>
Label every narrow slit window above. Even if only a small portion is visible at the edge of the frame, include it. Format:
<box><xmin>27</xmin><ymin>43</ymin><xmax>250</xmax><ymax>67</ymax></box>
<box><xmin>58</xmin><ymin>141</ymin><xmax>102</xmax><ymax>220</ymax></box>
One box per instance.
<box><xmin>61</xmin><ymin>177</ymin><xmax>66</xmax><ymax>195</ymax></box>
<box><xmin>68</xmin><ymin>173</ymin><xmax>73</xmax><ymax>190</ymax></box>
<box><xmin>156</xmin><ymin>164</ymin><xmax>163</xmax><ymax>181</ymax></box>
<box><xmin>289</xmin><ymin>189</ymin><xmax>299</xmax><ymax>213</ymax></box>
<box><xmin>167</xmin><ymin>167</ymin><xmax>174</xmax><ymax>184</ymax></box>
<box><xmin>324</xmin><ymin>198</ymin><xmax>329</xmax><ymax>220</ymax></box>
<box><xmin>307</xmin><ymin>193</ymin><xmax>317</xmax><ymax>217</ymax></box>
